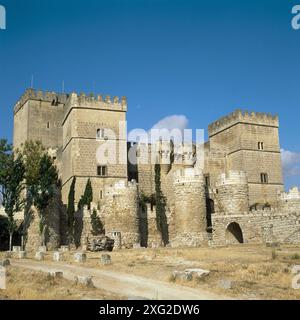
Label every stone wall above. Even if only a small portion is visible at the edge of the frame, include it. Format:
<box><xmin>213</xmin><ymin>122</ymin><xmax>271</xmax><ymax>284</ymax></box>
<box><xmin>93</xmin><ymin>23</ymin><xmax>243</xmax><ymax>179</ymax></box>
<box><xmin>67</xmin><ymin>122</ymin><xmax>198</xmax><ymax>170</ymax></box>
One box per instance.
<box><xmin>208</xmin><ymin>110</ymin><xmax>284</xmax><ymax>206</ymax></box>
<box><xmin>103</xmin><ymin>180</ymin><xmax>140</xmax><ymax>248</ymax></box>
<box><xmin>215</xmin><ymin>171</ymin><xmax>249</xmax><ymax>214</ymax></box>
<box><xmin>61</xmin><ymin>93</ymin><xmax>128</xmax><ymax>204</ymax></box>
<box><xmin>212</xmin><ymin>209</ymin><xmax>300</xmax><ymax>245</ymax></box>
<box><xmin>172</xmin><ymin>168</ymin><xmax>207</xmax><ymax>247</ymax></box>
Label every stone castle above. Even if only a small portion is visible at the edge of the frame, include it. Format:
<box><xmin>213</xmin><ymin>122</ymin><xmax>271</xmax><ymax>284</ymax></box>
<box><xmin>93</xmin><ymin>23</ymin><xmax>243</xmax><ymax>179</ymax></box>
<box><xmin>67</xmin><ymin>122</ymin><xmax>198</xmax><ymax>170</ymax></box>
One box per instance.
<box><xmin>7</xmin><ymin>88</ymin><xmax>300</xmax><ymax>250</ymax></box>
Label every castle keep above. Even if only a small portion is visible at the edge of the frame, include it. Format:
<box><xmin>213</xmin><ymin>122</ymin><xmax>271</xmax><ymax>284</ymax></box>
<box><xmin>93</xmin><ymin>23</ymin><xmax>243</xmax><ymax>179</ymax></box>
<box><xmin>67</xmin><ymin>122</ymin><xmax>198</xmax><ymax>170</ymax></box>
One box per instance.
<box><xmin>8</xmin><ymin>88</ymin><xmax>300</xmax><ymax>250</ymax></box>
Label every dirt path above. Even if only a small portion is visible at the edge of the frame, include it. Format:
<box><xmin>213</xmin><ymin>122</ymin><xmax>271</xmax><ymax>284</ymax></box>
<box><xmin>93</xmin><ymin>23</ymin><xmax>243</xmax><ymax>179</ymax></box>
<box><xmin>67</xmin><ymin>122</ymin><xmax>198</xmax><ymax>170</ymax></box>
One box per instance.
<box><xmin>12</xmin><ymin>259</ymin><xmax>229</xmax><ymax>300</ymax></box>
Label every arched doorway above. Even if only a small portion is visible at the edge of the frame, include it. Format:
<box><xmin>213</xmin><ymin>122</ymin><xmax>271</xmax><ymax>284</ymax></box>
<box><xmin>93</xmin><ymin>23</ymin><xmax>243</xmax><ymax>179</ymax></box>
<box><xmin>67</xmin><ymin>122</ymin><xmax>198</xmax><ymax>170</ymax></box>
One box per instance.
<box><xmin>225</xmin><ymin>222</ymin><xmax>244</xmax><ymax>244</ymax></box>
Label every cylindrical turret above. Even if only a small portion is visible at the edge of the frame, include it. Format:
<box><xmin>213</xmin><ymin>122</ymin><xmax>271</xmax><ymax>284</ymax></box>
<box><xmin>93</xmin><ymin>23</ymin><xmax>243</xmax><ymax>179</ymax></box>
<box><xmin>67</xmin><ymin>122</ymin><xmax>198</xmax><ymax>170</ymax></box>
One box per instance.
<box><xmin>216</xmin><ymin>171</ymin><xmax>249</xmax><ymax>214</ymax></box>
<box><xmin>155</xmin><ymin>140</ymin><xmax>172</xmax><ymax>174</ymax></box>
<box><xmin>172</xmin><ymin>168</ymin><xmax>207</xmax><ymax>247</ymax></box>
<box><xmin>104</xmin><ymin>180</ymin><xmax>140</xmax><ymax>249</ymax></box>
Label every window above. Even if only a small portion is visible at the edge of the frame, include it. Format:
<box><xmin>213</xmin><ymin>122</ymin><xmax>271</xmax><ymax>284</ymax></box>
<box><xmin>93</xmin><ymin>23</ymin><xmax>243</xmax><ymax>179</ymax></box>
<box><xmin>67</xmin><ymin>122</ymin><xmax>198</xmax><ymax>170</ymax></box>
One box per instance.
<box><xmin>47</xmin><ymin>122</ymin><xmax>50</xmax><ymax>129</ymax></box>
<box><xmin>258</xmin><ymin>142</ymin><xmax>264</xmax><ymax>150</ymax></box>
<box><xmin>260</xmin><ymin>173</ymin><xmax>268</xmax><ymax>184</ymax></box>
<box><xmin>99</xmin><ymin>190</ymin><xmax>103</xmax><ymax>199</ymax></box>
<box><xmin>96</xmin><ymin>129</ymin><xmax>104</xmax><ymax>139</ymax></box>
<box><xmin>97</xmin><ymin>166</ymin><xmax>107</xmax><ymax>176</ymax></box>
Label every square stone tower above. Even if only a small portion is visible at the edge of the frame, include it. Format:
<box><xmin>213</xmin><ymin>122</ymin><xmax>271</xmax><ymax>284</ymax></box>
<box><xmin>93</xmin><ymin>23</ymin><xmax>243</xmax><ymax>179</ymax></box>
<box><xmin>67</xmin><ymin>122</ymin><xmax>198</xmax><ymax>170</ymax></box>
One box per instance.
<box><xmin>13</xmin><ymin>89</ymin><xmax>68</xmax><ymax>150</ymax></box>
<box><xmin>208</xmin><ymin>110</ymin><xmax>284</xmax><ymax>206</ymax></box>
<box><xmin>61</xmin><ymin>93</ymin><xmax>128</xmax><ymax>205</ymax></box>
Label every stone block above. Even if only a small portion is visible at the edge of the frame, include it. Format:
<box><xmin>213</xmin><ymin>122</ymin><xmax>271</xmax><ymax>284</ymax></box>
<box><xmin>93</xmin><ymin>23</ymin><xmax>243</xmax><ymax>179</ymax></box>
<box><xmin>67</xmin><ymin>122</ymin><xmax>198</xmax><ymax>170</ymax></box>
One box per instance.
<box><xmin>0</xmin><ymin>259</ymin><xmax>10</xmax><ymax>267</ymax></box>
<box><xmin>74</xmin><ymin>275</ymin><xmax>93</xmax><ymax>287</ymax></box>
<box><xmin>100</xmin><ymin>254</ymin><xmax>112</xmax><ymax>265</ymax></box>
<box><xmin>132</xmin><ymin>243</ymin><xmax>141</xmax><ymax>249</ymax></box>
<box><xmin>12</xmin><ymin>246</ymin><xmax>21</xmax><ymax>253</ymax></box>
<box><xmin>59</xmin><ymin>245</ymin><xmax>70</xmax><ymax>252</ymax></box>
<box><xmin>53</xmin><ymin>251</ymin><xmax>64</xmax><ymax>262</ymax></box>
<box><xmin>74</xmin><ymin>252</ymin><xmax>87</xmax><ymax>263</ymax></box>
<box><xmin>172</xmin><ymin>271</ymin><xmax>193</xmax><ymax>281</ymax></box>
<box><xmin>38</xmin><ymin>246</ymin><xmax>47</xmax><ymax>253</ymax></box>
<box><xmin>35</xmin><ymin>251</ymin><xmax>45</xmax><ymax>261</ymax></box>
<box><xmin>48</xmin><ymin>271</ymin><xmax>63</xmax><ymax>279</ymax></box>
<box><xmin>184</xmin><ymin>268</ymin><xmax>210</xmax><ymax>279</ymax></box>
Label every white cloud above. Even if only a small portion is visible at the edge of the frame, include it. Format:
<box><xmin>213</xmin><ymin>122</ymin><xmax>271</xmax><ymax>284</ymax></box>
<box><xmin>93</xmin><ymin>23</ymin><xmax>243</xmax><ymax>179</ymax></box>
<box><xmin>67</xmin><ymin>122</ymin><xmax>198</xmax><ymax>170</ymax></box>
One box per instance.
<box><xmin>128</xmin><ymin>114</ymin><xmax>189</xmax><ymax>143</ymax></box>
<box><xmin>150</xmin><ymin>115</ymin><xmax>189</xmax><ymax>143</ymax></box>
<box><xmin>281</xmin><ymin>149</ymin><xmax>300</xmax><ymax>177</ymax></box>
<box><xmin>151</xmin><ymin>115</ymin><xmax>189</xmax><ymax>132</ymax></box>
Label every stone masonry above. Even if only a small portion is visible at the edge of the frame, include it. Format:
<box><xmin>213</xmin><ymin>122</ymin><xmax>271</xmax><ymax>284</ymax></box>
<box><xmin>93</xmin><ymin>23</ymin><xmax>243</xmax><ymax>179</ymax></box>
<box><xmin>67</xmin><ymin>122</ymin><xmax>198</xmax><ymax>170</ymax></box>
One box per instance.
<box><xmin>7</xmin><ymin>89</ymin><xmax>300</xmax><ymax>250</ymax></box>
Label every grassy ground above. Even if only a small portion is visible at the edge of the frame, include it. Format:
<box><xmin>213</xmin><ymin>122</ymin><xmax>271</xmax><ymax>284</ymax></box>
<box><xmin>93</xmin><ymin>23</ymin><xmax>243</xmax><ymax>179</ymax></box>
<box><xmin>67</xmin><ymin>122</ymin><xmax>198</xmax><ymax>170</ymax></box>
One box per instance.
<box><xmin>0</xmin><ymin>266</ymin><xmax>123</xmax><ymax>300</ymax></box>
<box><xmin>1</xmin><ymin>243</ymin><xmax>300</xmax><ymax>300</ymax></box>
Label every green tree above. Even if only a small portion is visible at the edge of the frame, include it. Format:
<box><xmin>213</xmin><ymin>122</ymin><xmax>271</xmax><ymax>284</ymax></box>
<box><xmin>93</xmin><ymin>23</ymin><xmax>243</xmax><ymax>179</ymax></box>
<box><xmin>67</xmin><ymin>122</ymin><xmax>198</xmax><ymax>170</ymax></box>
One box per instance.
<box><xmin>0</xmin><ymin>140</ymin><xmax>25</xmax><ymax>251</ymax></box>
<box><xmin>30</xmin><ymin>154</ymin><xmax>58</xmax><ymax>246</ymax></box>
<box><xmin>18</xmin><ymin>141</ymin><xmax>45</xmax><ymax>187</ymax></box>
<box><xmin>90</xmin><ymin>208</ymin><xmax>104</xmax><ymax>236</ymax></box>
<box><xmin>18</xmin><ymin>141</ymin><xmax>45</xmax><ymax>247</ymax></box>
<box><xmin>154</xmin><ymin>164</ymin><xmax>169</xmax><ymax>245</ymax></box>
<box><xmin>67</xmin><ymin>177</ymin><xmax>76</xmax><ymax>244</ymax></box>
<box><xmin>78</xmin><ymin>178</ymin><xmax>93</xmax><ymax>210</ymax></box>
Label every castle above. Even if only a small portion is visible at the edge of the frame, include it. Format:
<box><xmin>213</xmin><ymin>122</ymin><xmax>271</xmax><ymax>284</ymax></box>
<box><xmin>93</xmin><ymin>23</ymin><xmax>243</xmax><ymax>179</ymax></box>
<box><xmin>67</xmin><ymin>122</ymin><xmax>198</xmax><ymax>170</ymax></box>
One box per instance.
<box><xmin>8</xmin><ymin>88</ymin><xmax>300</xmax><ymax>250</ymax></box>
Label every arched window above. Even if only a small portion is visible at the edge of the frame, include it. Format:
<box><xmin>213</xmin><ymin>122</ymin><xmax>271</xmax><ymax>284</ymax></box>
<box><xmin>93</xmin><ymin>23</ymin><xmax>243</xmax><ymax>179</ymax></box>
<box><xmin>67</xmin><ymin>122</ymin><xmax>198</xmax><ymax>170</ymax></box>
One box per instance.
<box><xmin>260</xmin><ymin>173</ymin><xmax>268</xmax><ymax>184</ymax></box>
<box><xmin>258</xmin><ymin>142</ymin><xmax>264</xmax><ymax>150</ymax></box>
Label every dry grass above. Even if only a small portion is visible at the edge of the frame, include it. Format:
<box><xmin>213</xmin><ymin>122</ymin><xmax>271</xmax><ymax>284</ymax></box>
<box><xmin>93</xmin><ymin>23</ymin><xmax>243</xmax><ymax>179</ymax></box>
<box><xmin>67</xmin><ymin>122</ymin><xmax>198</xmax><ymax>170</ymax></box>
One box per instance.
<box><xmin>1</xmin><ymin>243</ymin><xmax>300</xmax><ymax>300</ymax></box>
<box><xmin>0</xmin><ymin>266</ymin><xmax>123</xmax><ymax>300</ymax></box>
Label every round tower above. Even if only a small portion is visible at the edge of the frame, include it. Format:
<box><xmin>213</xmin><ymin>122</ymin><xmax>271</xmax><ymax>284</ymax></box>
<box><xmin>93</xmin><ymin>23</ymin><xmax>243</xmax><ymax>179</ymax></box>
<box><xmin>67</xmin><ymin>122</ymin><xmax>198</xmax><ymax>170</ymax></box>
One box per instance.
<box><xmin>104</xmin><ymin>180</ymin><xmax>140</xmax><ymax>249</ymax></box>
<box><xmin>172</xmin><ymin>167</ymin><xmax>207</xmax><ymax>247</ymax></box>
<box><xmin>155</xmin><ymin>140</ymin><xmax>172</xmax><ymax>175</ymax></box>
<box><xmin>216</xmin><ymin>171</ymin><xmax>249</xmax><ymax>214</ymax></box>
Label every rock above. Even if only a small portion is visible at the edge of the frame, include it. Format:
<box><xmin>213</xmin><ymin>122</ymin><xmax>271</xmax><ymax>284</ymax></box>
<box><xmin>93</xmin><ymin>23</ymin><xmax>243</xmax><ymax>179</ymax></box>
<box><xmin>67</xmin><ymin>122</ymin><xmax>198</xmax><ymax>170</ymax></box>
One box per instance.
<box><xmin>48</xmin><ymin>271</ymin><xmax>63</xmax><ymax>279</ymax></box>
<box><xmin>12</xmin><ymin>246</ymin><xmax>21</xmax><ymax>253</ymax></box>
<box><xmin>0</xmin><ymin>259</ymin><xmax>10</xmax><ymax>267</ymax></box>
<box><xmin>184</xmin><ymin>268</ymin><xmax>210</xmax><ymax>279</ymax></box>
<box><xmin>75</xmin><ymin>275</ymin><xmax>94</xmax><ymax>287</ymax></box>
<box><xmin>218</xmin><ymin>279</ymin><xmax>232</xmax><ymax>290</ymax></box>
<box><xmin>35</xmin><ymin>251</ymin><xmax>45</xmax><ymax>261</ymax></box>
<box><xmin>87</xmin><ymin>236</ymin><xmax>114</xmax><ymax>252</ymax></box>
<box><xmin>18</xmin><ymin>251</ymin><xmax>27</xmax><ymax>259</ymax></box>
<box><xmin>100</xmin><ymin>254</ymin><xmax>112</xmax><ymax>265</ymax></box>
<box><xmin>74</xmin><ymin>252</ymin><xmax>87</xmax><ymax>263</ymax></box>
<box><xmin>53</xmin><ymin>251</ymin><xmax>64</xmax><ymax>262</ymax></box>
<box><xmin>172</xmin><ymin>268</ymin><xmax>210</xmax><ymax>281</ymax></box>
<box><xmin>38</xmin><ymin>246</ymin><xmax>47</xmax><ymax>253</ymax></box>
<box><xmin>172</xmin><ymin>271</ymin><xmax>193</xmax><ymax>281</ymax></box>
<box><xmin>59</xmin><ymin>245</ymin><xmax>70</xmax><ymax>252</ymax></box>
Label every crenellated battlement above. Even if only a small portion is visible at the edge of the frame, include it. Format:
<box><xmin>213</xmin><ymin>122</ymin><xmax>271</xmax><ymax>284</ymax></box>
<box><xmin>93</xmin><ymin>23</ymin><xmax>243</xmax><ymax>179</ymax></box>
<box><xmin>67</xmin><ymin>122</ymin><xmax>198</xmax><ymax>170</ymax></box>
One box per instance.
<box><xmin>14</xmin><ymin>88</ymin><xmax>69</xmax><ymax>114</ymax></box>
<box><xmin>208</xmin><ymin>109</ymin><xmax>279</xmax><ymax>137</ymax></box>
<box><xmin>62</xmin><ymin>92</ymin><xmax>127</xmax><ymax>124</ymax></box>
<box><xmin>280</xmin><ymin>187</ymin><xmax>300</xmax><ymax>201</ymax></box>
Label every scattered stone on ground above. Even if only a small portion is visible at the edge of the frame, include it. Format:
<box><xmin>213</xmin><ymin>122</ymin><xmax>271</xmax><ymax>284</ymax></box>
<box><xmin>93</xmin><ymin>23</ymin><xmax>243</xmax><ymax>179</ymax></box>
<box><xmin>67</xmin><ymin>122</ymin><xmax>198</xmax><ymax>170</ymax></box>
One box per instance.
<box><xmin>74</xmin><ymin>252</ymin><xmax>87</xmax><ymax>263</ymax></box>
<box><xmin>100</xmin><ymin>254</ymin><xmax>112</xmax><ymax>265</ymax></box>
<box><xmin>74</xmin><ymin>275</ymin><xmax>94</xmax><ymax>287</ymax></box>
<box><xmin>87</xmin><ymin>236</ymin><xmax>114</xmax><ymax>252</ymax></box>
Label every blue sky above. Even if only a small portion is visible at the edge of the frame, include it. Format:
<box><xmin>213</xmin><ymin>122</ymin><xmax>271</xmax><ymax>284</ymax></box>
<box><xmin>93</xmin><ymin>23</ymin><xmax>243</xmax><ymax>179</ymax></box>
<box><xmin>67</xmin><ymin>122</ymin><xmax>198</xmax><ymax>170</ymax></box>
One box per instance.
<box><xmin>0</xmin><ymin>0</ymin><xmax>299</xmax><ymax>189</ymax></box>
